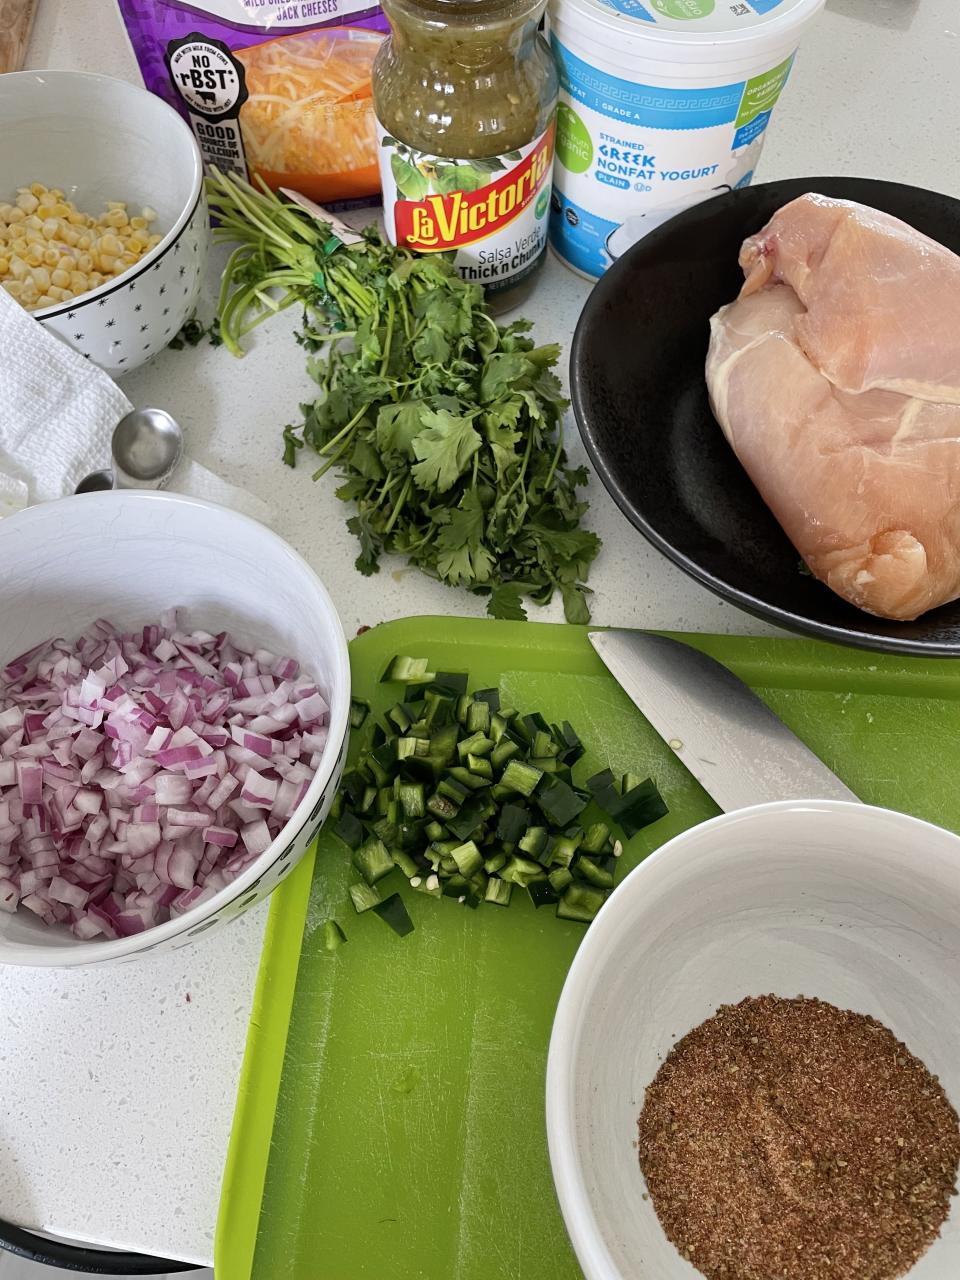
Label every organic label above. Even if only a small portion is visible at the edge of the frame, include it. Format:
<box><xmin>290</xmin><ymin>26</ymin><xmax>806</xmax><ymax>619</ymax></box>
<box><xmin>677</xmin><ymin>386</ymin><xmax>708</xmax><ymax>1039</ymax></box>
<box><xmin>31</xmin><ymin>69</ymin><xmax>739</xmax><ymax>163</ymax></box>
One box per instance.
<box><xmin>377</xmin><ymin>122</ymin><xmax>556</xmax><ymax>293</ymax></box>
<box><xmin>556</xmin><ymin>104</ymin><xmax>593</xmax><ymax>174</ymax></box>
<box><xmin>735</xmin><ymin>55</ymin><xmax>794</xmax><ymax>126</ymax></box>
<box><xmin>650</xmin><ymin>0</ymin><xmax>714</xmax><ymax>17</ymax></box>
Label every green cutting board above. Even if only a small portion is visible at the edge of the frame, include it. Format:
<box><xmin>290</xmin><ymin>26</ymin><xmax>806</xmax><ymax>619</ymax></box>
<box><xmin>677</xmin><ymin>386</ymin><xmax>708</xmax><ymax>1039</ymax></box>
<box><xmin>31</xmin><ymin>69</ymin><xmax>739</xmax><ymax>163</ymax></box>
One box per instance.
<box><xmin>217</xmin><ymin>618</ymin><xmax>960</xmax><ymax>1280</ymax></box>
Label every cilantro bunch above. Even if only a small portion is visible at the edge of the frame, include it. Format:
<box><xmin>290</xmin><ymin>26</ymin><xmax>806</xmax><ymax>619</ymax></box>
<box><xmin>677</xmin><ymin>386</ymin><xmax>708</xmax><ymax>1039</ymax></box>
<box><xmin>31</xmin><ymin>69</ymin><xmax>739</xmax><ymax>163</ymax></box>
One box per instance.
<box><xmin>207</xmin><ymin>170</ymin><xmax>600</xmax><ymax>622</ymax></box>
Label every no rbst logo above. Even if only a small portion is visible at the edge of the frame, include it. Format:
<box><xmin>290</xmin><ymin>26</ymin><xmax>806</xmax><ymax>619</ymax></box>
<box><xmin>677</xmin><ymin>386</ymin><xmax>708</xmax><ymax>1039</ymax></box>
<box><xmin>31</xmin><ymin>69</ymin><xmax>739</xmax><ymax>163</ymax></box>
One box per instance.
<box><xmin>168</xmin><ymin>39</ymin><xmax>244</xmax><ymax>117</ymax></box>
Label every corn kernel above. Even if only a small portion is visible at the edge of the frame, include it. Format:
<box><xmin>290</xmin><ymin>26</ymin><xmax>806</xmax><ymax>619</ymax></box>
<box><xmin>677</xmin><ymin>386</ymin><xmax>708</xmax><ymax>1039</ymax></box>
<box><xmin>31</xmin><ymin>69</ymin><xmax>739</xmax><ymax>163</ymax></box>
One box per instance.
<box><xmin>0</xmin><ymin>181</ymin><xmax>164</xmax><ymax>309</ymax></box>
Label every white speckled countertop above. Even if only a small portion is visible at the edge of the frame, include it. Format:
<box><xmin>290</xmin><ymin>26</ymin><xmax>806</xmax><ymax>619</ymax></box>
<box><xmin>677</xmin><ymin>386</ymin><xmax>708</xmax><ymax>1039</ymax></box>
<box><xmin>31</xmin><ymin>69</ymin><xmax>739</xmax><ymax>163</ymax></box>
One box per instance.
<box><xmin>3</xmin><ymin>0</ymin><xmax>959</xmax><ymax>1265</ymax></box>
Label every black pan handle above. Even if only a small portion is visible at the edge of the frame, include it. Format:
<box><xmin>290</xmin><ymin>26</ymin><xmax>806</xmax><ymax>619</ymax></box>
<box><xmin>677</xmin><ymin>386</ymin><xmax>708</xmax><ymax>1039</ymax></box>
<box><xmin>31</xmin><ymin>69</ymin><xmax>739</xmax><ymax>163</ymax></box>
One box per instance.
<box><xmin>0</xmin><ymin>1217</ymin><xmax>202</xmax><ymax>1274</ymax></box>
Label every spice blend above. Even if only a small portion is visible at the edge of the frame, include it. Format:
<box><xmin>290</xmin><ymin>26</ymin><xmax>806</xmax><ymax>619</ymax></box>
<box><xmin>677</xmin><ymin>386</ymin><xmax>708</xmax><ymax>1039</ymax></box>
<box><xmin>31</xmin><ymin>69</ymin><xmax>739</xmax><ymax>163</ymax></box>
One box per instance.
<box><xmin>637</xmin><ymin>995</ymin><xmax>960</xmax><ymax>1280</ymax></box>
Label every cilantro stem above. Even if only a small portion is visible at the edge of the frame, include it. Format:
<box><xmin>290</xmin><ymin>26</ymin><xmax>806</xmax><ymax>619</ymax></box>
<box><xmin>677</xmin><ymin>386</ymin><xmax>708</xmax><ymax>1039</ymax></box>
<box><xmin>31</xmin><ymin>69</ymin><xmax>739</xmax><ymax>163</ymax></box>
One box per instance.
<box><xmin>209</xmin><ymin>174</ymin><xmax>299</xmax><ymax>255</ymax></box>
<box><xmin>384</xmin><ymin>475</ymin><xmax>412</xmax><ymax>533</ymax></box>
<box><xmin>380</xmin><ymin>299</ymin><xmax>395</xmax><ymax>377</ymax></box>
<box><xmin>502</xmin><ymin>427</ymin><xmax>534</xmax><ymax>503</ymax></box>
<box><xmin>328</xmin><ymin>264</ymin><xmax>374</xmax><ymax>314</ymax></box>
<box><xmin>542</xmin><ymin>430</ymin><xmax>565</xmax><ymax>492</ymax></box>
<box><xmin>310</xmin><ymin>402</ymin><xmax>371</xmax><ymax>473</ymax></box>
<box><xmin>239</xmin><ymin>292</ymin><xmax>297</xmax><ymax>336</ymax></box>
<box><xmin>311</xmin><ymin>434</ymin><xmax>355</xmax><ymax>481</ymax></box>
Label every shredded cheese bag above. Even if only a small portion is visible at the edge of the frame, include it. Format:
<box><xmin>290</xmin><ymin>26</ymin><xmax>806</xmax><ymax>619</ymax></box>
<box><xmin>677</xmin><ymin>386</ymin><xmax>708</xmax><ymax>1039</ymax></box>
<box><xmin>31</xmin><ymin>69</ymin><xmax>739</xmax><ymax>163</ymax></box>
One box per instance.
<box><xmin>117</xmin><ymin>1</ymin><xmax>386</xmax><ymax>205</ymax></box>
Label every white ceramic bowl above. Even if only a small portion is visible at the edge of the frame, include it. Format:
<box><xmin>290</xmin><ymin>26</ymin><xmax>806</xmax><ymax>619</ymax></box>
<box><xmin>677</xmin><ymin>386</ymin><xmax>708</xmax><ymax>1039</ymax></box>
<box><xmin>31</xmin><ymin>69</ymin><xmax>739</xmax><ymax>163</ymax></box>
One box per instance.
<box><xmin>547</xmin><ymin>800</ymin><xmax>960</xmax><ymax>1280</ymax></box>
<box><xmin>0</xmin><ymin>491</ymin><xmax>350</xmax><ymax>966</ymax></box>
<box><xmin>0</xmin><ymin>69</ymin><xmax>207</xmax><ymax>375</ymax></box>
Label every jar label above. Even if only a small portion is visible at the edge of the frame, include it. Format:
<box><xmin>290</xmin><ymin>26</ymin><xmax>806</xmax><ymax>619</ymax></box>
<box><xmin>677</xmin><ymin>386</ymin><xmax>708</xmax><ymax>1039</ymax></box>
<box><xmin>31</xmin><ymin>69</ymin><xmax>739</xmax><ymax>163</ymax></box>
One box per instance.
<box><xmin>376</xmin><ymin>120</ymin><xmax>556</xmax><ymax>293</ymax></box>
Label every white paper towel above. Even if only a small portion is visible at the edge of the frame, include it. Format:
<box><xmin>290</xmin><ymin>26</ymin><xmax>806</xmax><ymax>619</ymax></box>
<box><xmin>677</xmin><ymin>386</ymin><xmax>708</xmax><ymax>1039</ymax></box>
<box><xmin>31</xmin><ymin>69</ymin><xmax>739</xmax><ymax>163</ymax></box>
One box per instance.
<box><xmin>0</xmin><ymin>286</ymin><xmax>271</xmax><ymax>523</ymax></box>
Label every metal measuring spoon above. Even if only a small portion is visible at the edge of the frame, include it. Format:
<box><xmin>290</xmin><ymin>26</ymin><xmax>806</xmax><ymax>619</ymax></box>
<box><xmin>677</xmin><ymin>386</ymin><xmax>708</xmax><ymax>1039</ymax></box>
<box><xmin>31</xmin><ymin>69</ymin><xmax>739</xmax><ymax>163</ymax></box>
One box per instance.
<box><xmin>74</xmin><ymin>408</ymin><xmax>184</xmax><ymax>494</ymax></box>
<box><xmin>111</xmin><ymin>408</ymin><xmax>183</xmax><ymax>489</ymax></box>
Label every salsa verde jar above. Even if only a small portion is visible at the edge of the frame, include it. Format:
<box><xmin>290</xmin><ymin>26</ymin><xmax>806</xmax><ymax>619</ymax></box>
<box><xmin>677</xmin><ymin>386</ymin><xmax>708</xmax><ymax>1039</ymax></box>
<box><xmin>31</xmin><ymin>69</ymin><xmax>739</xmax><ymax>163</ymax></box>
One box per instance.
<box><xmin>373</xmin><ymin>0</ymin><xmax>558</xmax><ymax>310</ymax></box>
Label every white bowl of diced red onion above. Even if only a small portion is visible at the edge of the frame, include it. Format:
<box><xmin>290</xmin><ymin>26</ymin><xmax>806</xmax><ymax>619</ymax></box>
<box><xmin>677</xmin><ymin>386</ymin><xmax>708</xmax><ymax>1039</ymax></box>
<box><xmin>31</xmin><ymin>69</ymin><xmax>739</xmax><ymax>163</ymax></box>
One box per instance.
<box><xmin>0</xmin><ymin>490</ymin><xmax>350</xmax><ymax>965</ymax></box>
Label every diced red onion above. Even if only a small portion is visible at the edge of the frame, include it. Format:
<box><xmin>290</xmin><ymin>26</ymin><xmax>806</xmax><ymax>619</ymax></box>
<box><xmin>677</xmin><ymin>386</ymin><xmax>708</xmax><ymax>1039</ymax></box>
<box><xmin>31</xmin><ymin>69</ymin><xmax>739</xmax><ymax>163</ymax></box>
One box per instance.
<box><xmin>0</xmin><ymin>877</ymin><xmax>19</xmax><ymax>912</ymax></box>
<box><xmin>0</xmin><ymin>612</ymin><xmax>327</xmax><ymax>937</ymax></box>
<box><xmin>241</xmin><ymin>820</ymin><xmax>271</xmax><ymax>856</ymax></box>
<box><xmin>202</xmin><ymin>825</ymin><xmax>238</xmax><ymax>848</ymax></box>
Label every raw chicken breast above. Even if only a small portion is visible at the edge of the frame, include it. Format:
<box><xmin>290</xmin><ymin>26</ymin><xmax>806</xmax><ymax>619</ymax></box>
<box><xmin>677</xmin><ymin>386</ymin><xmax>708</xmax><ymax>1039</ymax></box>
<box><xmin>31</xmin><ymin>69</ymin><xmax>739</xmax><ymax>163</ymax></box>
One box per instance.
<box><xmin>707</xmin><ymin>194</ymin><xmax>960</xmax><ymax>621</ymax></box>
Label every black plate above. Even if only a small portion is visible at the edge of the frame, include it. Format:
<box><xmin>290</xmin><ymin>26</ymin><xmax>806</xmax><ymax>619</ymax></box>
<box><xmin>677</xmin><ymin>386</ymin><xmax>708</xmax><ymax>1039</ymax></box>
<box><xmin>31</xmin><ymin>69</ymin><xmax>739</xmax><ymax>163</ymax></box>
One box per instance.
<box><xmin>571</xmin><ymin>176</ymin><xmax>960</xmax><ymax>657</ymax></box>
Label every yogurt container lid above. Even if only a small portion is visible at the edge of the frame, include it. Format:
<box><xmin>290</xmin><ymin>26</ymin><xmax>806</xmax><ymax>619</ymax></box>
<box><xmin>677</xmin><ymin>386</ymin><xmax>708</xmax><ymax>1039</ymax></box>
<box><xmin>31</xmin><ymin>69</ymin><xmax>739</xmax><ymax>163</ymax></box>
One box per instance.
<box><xmin>551</xmin><ymin>0</ymin><xmax>824</xmax><ymax>45</ymax></box>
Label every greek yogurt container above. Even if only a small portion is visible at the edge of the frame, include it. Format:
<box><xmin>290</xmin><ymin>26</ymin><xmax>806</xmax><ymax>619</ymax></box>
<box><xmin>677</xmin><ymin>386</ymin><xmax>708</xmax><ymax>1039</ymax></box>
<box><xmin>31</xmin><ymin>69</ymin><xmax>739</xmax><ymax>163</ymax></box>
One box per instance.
<box><xmin>546</xmin><ymin>0</ymin><xmax>825</xmax><ymax>278</ymax></box>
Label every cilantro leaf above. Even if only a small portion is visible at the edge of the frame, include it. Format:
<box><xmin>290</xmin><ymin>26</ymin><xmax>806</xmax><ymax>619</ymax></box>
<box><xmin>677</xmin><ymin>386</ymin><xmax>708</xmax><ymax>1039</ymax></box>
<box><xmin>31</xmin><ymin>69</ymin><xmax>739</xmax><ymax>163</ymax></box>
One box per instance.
<box><xmin>346</xmin><ymin>513</ymin><xmax>381</xmax><ymax>576</ymax></box>
<box><xmin>375</xmin><ymin>401</ymin><xmax>426</xmax><ymax>460</ymax></box>
<box><xmin>560</xmin><ymin>583</ymin><xmax>591</xmax><ymax>625</ymax></box>
<box><xmin>480</xmin><ymin>353</ymin><xmax>534</xmax><ymax>404</ymax></box>
<box><xmin>282</xmin><ymin>424</ymin><xmax>303</xmax><ymax>468</ymax></box>
<box><xmin>411</xmin><ymin>409</ymin><xmax>482</xmax><ymax>493</ymax></box>
<box><xmin>487</xmin><ymin>582</ymin><xmax>529</xmax><ymax>622</ymax></box>
<box><xmin>434</xmin><ymin>491</ymin><xmax>494</xmax><ymax>585</ymax></box>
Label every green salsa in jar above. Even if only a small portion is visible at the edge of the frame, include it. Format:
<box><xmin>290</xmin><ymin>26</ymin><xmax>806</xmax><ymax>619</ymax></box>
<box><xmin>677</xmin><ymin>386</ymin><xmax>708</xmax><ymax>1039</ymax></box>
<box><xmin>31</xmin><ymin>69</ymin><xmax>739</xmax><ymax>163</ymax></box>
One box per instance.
<box><xmin>373</xmin><ymin>0</ymin><xmax>558</xmax><ymax>311</ymax></box>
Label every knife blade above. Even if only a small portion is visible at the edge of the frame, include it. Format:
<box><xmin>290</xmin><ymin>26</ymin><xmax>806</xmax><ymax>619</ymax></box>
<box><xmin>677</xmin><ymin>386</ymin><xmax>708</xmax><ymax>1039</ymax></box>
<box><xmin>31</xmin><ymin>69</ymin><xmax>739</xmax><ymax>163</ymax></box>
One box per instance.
<box><xmin>588</xmin><ymin>630</ymin><xmax>859</xmax><ymax>811</ymax></box>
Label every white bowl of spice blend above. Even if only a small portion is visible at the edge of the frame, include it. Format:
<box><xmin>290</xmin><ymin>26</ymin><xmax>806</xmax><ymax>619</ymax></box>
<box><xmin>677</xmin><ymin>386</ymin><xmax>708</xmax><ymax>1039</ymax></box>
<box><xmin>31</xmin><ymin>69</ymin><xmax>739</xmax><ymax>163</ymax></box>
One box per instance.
<box><xmin>546</xmin><ymin>799</ymin><xmax>960</xmax><ymax>1280</ymax></box>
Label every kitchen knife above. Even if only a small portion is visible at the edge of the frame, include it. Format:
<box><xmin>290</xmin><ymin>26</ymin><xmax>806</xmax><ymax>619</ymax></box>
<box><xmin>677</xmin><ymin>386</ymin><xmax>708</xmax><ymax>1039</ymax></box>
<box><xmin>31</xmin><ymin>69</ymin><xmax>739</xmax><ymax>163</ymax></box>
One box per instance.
<box><xmin>588</xmin><ymin>630</ymin><xmax>859</xmax><ymax>811</ymax></box>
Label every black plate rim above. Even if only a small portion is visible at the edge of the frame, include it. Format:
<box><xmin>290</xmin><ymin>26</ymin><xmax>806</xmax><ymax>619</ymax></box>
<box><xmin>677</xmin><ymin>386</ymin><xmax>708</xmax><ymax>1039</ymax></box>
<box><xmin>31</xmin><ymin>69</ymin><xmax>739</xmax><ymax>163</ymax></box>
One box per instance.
<box><xmin>571</xmin><ymin>175</ymin><xmax>960</xmax><ymax>659</ymax></box>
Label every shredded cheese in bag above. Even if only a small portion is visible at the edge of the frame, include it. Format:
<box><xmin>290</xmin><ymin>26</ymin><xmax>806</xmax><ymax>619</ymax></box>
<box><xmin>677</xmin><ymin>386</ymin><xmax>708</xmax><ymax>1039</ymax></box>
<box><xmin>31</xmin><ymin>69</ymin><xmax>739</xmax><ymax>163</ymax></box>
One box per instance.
<box><xmin>116</xmin><ymin>1</ymin><xmax>386</xmax><ymax>206</ymax></box>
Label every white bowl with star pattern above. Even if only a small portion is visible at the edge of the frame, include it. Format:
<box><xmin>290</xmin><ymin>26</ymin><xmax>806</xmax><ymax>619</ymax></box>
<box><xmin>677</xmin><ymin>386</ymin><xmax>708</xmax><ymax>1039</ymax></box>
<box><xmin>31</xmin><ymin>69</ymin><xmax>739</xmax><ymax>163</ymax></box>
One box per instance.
<box><xmin>0</xmin><ymin>69</ymin><xmax>208</xmax><ymax>376</ymax></box>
